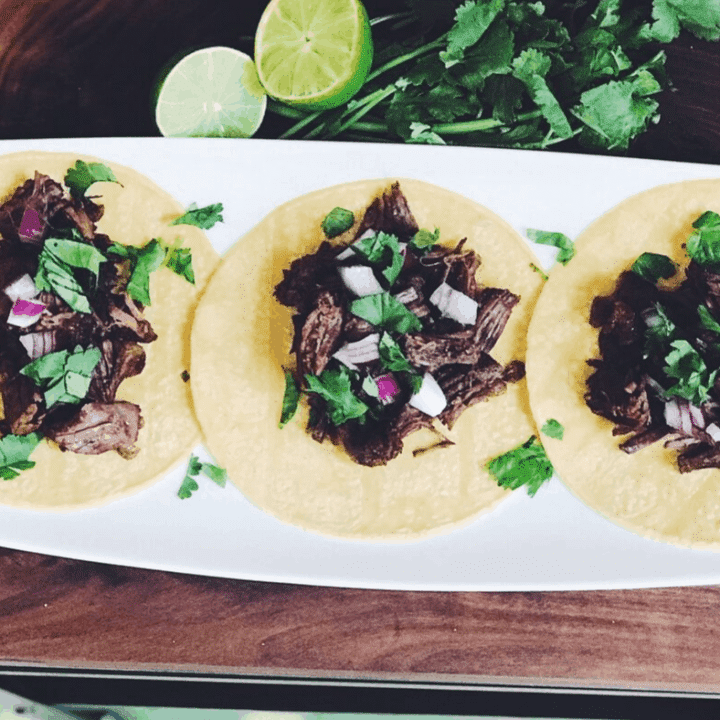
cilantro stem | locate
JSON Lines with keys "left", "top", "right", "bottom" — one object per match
{"left": 320, "top": 85, "right": 398, "bottom": 139}
{"left": 432, "top": 110, "right": 543, "bottom": 134}
{"left": 365, "top": 35, "right": 447, "bottom": 84}
{"left": 279, "top": 109, "right": 325, "bottom": 139}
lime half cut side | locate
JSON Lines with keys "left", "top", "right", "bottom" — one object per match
{"left": 255, "top": 0, "right": 373, "bottom": 110}
{"left": 155, "top": 47, "right": 267, "bottom": 138}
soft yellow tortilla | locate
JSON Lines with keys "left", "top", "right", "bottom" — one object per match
{"left": 190, "top": 178, "right": 544, "bottom": 541}
{"left": 526, "top": 179, "right": 720, "bottom": 550}
{"left": 0, "top": 151, "right": 219, "bottom": 510}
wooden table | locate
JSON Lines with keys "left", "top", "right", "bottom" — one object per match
{"left": 2, "top": 0, "right": 720, "bottom": 696}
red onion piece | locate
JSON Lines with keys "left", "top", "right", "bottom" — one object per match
{"left": 18, "top": 207, "right": 44, "bottom": 244}
{"left": 376, "top": 374, "right": 400, "bottom": 404}
{"left": 664, "top": 399, "right": 681, "bottom": 431}
{"left": 689, "top": 403, "right": 705, "bottom": 429}
{"left": 7, "top": 299, "right": 46, "bottom": 328}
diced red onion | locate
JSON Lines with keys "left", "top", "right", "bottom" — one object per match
{"left": 409, "top": 372, "right": 447, "bottom": 417}
{"left": 664, "top": 398, "right": 681, "bottom": 431}
{"left": 429, "top": 282, "right": 478, "bottom": 325}
{"left": 338, "top": 265, "right": 383, "bottom": 297}
{"left": 375, "top": 374, "right": 400, "bottom": 404}
{"left": 3, "top": 273, "right": 40, "bottom": 302}
{"left": 333, "top": 333, "right": 380, "bottom": 370}
{"left": 19, "top": 330, "right": 56, "bottom": 360}
{"left": 689, "top": 403, "right": 705, "bottom": 429}
{"left": 7, "top": 299, "right": 46, "bottom": 328}
{"left": 18, "top": 207, "right": 44, "bottom": 243}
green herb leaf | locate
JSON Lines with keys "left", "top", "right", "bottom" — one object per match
{"left": 20, "top": 345, "right": 101, "bottom": 408}
{"left": 686, "top": 211, "right": 720, "bottom": 269}
{"left": 351, "top": 231, "right": 405, "bottom": 286}
{"left": 486, "top": 435, "right": 554, "bottom": 497}
{"left": 35, "top": 239, "right": 108, "bottom": 313}
{"left": 321, "top": 207, "right": 355, "bottom": 238}
{"left": 663, "top": 339, "right": 717, "bottom": 405}
{"left": 407, "top": 122, "right": 446, "bottom": 145}
{"left": 530, "top": 263, "right": 549, "bottom": 281}
{"left": 0, "top": 432, "right": 42, "bottom": 480}
{"left": 279, "top": 371, "right": 301, "bottom": 428}
{"left": 305, "top": 365, "right": 369, "bottom": 426}
{"left": 177, "top": 454, "right": 228, "bottom": 498}
{"left": 526, "top": 229, "right": 575, "bottom": 265}
{"left": 108, "top": 238, "right": 178, "bottom": 305}
{"left": 350, "top": 292, "right": 423, "bottom": 333}
{"left": 440, "top": 0, "right": 506, "bottom": 68}
{"left": 411, "top": 227, "right": 440, "bottom": 250}
{"left": 377, "top": 332, "right": 423, "bottom": 394}
{"left": 170, "top": 202, "right": 224, "bottom": 230}
{"left": 160, "top": 237, "right": 195, "bottom": 285}
{"left": 699, "top": 305, "right": 720, "bottom": 335}
{"left": 541, "top": 418, "right": 564, "bottom": 440}
{"left": 644, "top": 302, "right": 676, "bottom": 357}
{"left": 64, "top": 160, "right": 121, "bottom": 198}
{"left": 631, "top": 252, "right": 677, "bottom": 283}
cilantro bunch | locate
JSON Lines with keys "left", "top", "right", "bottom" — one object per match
{"left": 268, "top": 0, "right": 719, "bottom": 152}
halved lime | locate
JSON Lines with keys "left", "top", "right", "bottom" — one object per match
{"left": 155, "top": 47, "right": 267, "bottom": 138}
{"left": 254, "top": 0, "right": 373, "bottom": 110}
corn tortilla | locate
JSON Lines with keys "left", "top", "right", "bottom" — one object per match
{"left": 526, "top": 179, "right": 720, "bottom": 550}
{"left": 0, "top": 151, "right": 219, "bottom": 510}
{"left": 190, "top": 179, "right": 544, "bottom": 541}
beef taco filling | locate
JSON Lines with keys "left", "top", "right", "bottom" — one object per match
{"left": 585, "top": 211, "right": 720, "bottom": 473}
{"left": 0, "top": 162, "right": 194, "bottom": 477}
{"left": 274, "top": 183, "right": 525, "bottom": 467}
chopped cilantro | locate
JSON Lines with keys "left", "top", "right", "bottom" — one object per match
{"left": 160, "top": 237, "right": 195, "bottom": 285}
{"left": 305, "top": 365, "right": 369, "bottom": 426}
{"left": 170, "top": 202, "right": 224, "bottom": 230}
{"left": 0, "top": 432, "right": 42, "bottom": 480}
{"left": 378, "top": 332, "right": 415, "bottom": 374}
{"left": 411, "top": 227, "right": 440, "bottom": 250}
{"left": 486, "top": 435, "right": 554, "bottom": 497}
{"left": 644, "top": 302, "right": 676, "bottom": 357}
{"left": 35, "top": 239, "right": 107, "bottom": 314}
{"left": 663, "top": 339, "right": 717, "bottom": 406}
{"left": 20, "top": 345, "right": 101, "bottom": 408}
{"left": 527, "top": 229, "right": 575, "bottom": 265}
{"left": 177, "top": 454, "right": 228, "bottom": 499}
{"left": 64, "top": 160, "right": 121, "bottom": 198}
{"left": 350, "top": 292, "right": 423, "bottom": 333}
{"left": 530, "top": 263, "right": 549, "bottom": 281}
{"left": 321, "top": 207, "right": 355, "bottom": 238}
{"left": 541, "top": 419, "right": 564, "bottom": 440}
{"left": 685, "top": 211, "right": 720, "bottom": 270}
{"left": 631, "top": 252, "right": 677, "bottom": 283}
{"left": 279, "top": 371, "right": 301, "bottom": 428}
{"left": 350, "top": 231, "right": 405, "bottom": 286}
{"left": 699, "top": 305, "right": 720, "bottom": 335}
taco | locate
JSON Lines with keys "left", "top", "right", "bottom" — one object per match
{"left": 0, "top": 151, "right": 219, "bottom": 510}
{"left": 526, "top": 178, "right": 720, "bottom": 550}
{"left": 190, "top": 179, "right": 544, "bottom": 540}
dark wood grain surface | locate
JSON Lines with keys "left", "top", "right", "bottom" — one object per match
{"left": 2, "top": 0, "right": 720, "bottom": 691}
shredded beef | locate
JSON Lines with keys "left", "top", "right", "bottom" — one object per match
{"left": 275, "top": 182, "right": 525, "bottom": 466}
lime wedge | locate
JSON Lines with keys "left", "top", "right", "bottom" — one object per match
{"left": 254, "top": 0, "right": 373, "bottom": 110}
{"left": 154, "top": 47, "right": 267, "bottom": 138}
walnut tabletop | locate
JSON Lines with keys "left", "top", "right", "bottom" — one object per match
{"left": 2, "top": 0, "right": 720, "bottom": 694}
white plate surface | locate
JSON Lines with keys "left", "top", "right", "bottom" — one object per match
{"left": 1, "top": 136, "right": 720, "bottom": 591}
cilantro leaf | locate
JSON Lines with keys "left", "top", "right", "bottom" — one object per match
{"left": 20, "top": 345, "right": 101, "bottom": 408}
{"left": 177, "top": 454, "right": 228, "bottom": 498}
{"left": 631, "top": 252, "right": 677, "bottom": 283}
{"left": 378, "top": 332, "right": 420, "bottom": 384}
{"left": 512, "top": 49, "right": 573, "bottom": 139}
{"left": 699, "top": 305, "right": 720, "bottom": 335}
{"left": 279, "top": 371, "right": 301, "bottom": 428}
{"left": 160, "top": 237, "right": 195, "bottom": 285}
{"left": 642, "top": 0, "right": 720, "bottom": 42}
{"left": 322, "top": 207, "right": 355, "bottom": 237}
{"left": 350, "top": 292, "right": 423, "bottom": 333}
{"left": 64, "top": 161, "right": 121, "bottom": 198}
{"left": 351, "top": 231, "right": 405, "bottom": 285}
{"left": 170, "top": 202, "right": 224, "bottom": 230}
{"left": 541, "top": 418, "right": 564, "bottom": 440}
{"left": 686, "top": 211, "right": 720, "bottom": 269}
{"left": 526, "top": 229, "right": 575, "bottom": 264}
{"left": 663, "top": 339, "right": 717, "bottom": 405}
{"left": 486, "top": 435, "right": 554, "bottom": 497}
{"left": 411, "top": 227, "right": 440, "bottom": 250}
{"left": 0, "top": 432, "right": 42, "bottom": 480}
{"left": 35, "top": 239, "right": 107, "bottom": 314}
{"left": 441, "top": 0, "right": 506, "bottom": 68}
{"left": 644, "top": 302, "right": 676, "bottom": 357}
{"left": 407, "top": 123, "right": 446, "bottom": 145}
{"left": 305, "top": 365, "right": 369, "bottom": 426}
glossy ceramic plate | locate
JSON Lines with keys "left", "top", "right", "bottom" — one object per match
{"left": 1, "top": 136, "right": 720, "bottom": 590}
